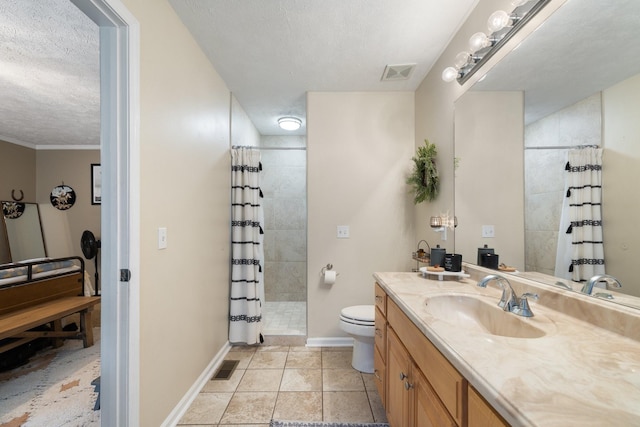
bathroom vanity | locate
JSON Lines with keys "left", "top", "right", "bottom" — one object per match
{"left": 373, "top": 267, "right": 640, "bottom": 426}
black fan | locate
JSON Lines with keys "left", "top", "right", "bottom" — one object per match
{"left": 81, "top": 230, "right": 101, "bottom": 295}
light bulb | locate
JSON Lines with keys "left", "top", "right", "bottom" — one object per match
{"left": 488, "top": 10, "right": 512, "bottom": 32}
{"left": 441, "top": 67, "right": 459, "bottom": 83}
{"left": 469, "top": 32, "right": 490, "bottom": 52}
{"left": 453, "top": 52, "right": 472, "bottom": 69}
{"left": 511, "top": 0, "right": 529, "bottom": 6}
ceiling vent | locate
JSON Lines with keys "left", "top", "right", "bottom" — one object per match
{"left": 381, "top": 64, "right": 416, "bottom": 81}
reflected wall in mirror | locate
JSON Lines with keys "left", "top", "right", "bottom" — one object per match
{"left": 454, "top": 0, "right": 640, "bottom": 305}
{"left": 1, "top": 202, "right": 47, "bottom": 263}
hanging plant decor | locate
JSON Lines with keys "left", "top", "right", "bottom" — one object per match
{"left": 406, "top": 139, "right": 439, "bottom": 204}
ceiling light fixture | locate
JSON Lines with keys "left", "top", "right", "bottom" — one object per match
{"left": 441, "top": 0, "right": 551, "bottom": 85}
{"left": 278, "top": 117, "right": 302, "bottom": 131}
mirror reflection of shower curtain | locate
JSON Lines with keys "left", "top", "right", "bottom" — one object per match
{"left": 555, "top": 148, "right": 605, "bottom": 282}
{"left": 229, "top": 147, "right": 265, "bottom": 345}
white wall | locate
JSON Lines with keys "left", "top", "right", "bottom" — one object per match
{"left": 121, "top": 0, "right": 231, "bottom": 425}
{"left": 603, "top": 73, "right": 640, "bottom": 297}
{"left": 307, "top": 92, "right": 415, "bottom": 339}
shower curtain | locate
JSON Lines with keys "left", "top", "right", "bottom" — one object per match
{"left": 229, "top": 147, "right": 264, "bottom": 344}
{"left": 555, "top": 148, "right": 605, "bottom": 282}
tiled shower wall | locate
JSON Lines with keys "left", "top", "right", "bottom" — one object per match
{"left": 524, "top": 93, "right": 601, "bottom": 275}
{"left": 261, "top": 135, "right": 307, "bottom": 302}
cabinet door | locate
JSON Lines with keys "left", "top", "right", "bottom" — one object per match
{"left": 413, "top": 367, "right": 457, "bottom": 427}
{"left": 374, "top": 345, "right": 386, "bottom": 407}
{"left": 468, "top": 385, "right": 510, "bottom": 427}
{"left": 386, "top": 327, "right": 411, "bottom": 427}
{"left": 374, "top": 307, "right": 386, "bottom": 361}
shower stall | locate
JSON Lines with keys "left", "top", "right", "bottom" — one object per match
{"left": 259, "top": 136, "right": 307, "bottom": 338}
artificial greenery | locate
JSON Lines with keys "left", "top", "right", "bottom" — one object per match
{"left": 407, "top": 139, "right": 439, "bottom": 204}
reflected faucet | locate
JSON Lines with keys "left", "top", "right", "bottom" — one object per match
{"left": 581, "top": 274, "right": 623, "bottom": 295}
{"left": 477, "top": 274, "right": 538, "bottom": 317}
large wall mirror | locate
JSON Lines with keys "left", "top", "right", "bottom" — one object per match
{"left": 454, "top": 0, "right": 640, "bottom": 305}
{"left": 0, "top": 202, "right": 47, "bottom": 263}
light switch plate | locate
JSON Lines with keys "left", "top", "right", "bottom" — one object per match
{"left": 337, "top": 225, "right": 350, "bottom": 238}
{"left": 158, "top": 227, "right": 168, "bottom": 249}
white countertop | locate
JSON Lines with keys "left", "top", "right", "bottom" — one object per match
{"left": 374, "top": 271, "right": 640, "bottom": 427}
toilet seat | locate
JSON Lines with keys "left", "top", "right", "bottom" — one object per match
{"left": 340, "top": 305, "right": 375, "bottom": 326}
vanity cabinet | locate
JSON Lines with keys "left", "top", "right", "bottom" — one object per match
{"left": 468, "top": 385, "right": 509, "bottom": 427}
{"left": 375, "top": 282, "right": 462, "bottom": 427}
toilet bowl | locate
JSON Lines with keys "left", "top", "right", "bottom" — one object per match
{"left": 339, "top": 305, "right": 375, "bottom": 373}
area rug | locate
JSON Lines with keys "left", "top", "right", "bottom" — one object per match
{"left": 270, "top": 421, "right": 389, "bottom": 427}
{"left": 0, "top": 328, "right": 101, "bottom": 427}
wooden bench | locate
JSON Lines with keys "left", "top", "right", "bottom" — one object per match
{"left": 0, "top": 267, "right": 100, "bottom": 354}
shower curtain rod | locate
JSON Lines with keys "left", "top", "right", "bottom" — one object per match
{"left": 231, "top": 145, "right": 306, "bottom": 151}
{"left": 525, "top": 144, "right": 600, "bottom": 150}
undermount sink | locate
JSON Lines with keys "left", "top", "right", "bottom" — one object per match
{"left": 424, "top": 294, "right": 548, "bottom": 339}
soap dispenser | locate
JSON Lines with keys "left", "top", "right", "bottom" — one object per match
{"left": 477, "top": 244, "right": 494, "bottom": 265}
{"left": 430, "top": 245, "right": 446, "bottom": 267}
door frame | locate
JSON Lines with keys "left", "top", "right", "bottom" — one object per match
{"left": 71, "top": 0, "right": 140, "bottom": 425}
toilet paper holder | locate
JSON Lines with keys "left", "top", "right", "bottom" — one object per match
{"left": 320, "top": 263, "right": 340, "bottom": 277}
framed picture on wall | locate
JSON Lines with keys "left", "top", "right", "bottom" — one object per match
{"left": 91, "top": 164, "right": 101, "bottom": 205}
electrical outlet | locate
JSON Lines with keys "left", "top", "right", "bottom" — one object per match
{"left": 482, "top": 225, "right": 495, "bottom": 238}
{"left": 337, "top": 225, "right": 350, "bottom": 239}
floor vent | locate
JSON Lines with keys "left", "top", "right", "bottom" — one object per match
{"left": 211, "top": 360, "right": 239, "bottom": 380}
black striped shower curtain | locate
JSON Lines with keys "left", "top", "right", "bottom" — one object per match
{"left": 556, "top": 148, "right": 605, "bottom": 282}
{"left": 229, "top": 147, "right": 264, "bottom": 344}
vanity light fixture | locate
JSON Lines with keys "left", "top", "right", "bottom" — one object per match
{"left": 430, "top": 214, "right": 457, "bottom": 241}
{"left": 278, "top": 116, "right": 302, "bottom": 131}
{"left": 441, "top": 0, "right": 551, "bottom": 85}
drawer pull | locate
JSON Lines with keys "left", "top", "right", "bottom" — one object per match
{"left": 375, "top": 327, "right": 383, "bottom": 337}
{"left": 374, "top": 369, "right": 382, "bottom": 381}
{"left": 375, "top": 295, "right": 383, "bottom": 302}
{"left": 404, "top": 381, "right": 414, "bottom": 391}
{"left": 399, "top": 372, "right": 408, "bottom": 380}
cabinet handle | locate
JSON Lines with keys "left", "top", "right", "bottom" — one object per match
{"left": 375, "top": 327, "right": 383, "bottom": 337}
{"left": 375, "top": 295, "right": 383, "bottom": 302}
{"left": 374, "top": 369, "right": 382, "bottom": 381}
{"left": 399, "top": 372, "right": 408, "bottom": 380}
{"left": 404, "top": 381, "right": 414, "bottom": 390}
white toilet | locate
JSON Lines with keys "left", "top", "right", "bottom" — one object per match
{"left": 339, "top": 305, "right": 375, "bottom": 373}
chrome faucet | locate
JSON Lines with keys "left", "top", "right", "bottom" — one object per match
{"left": 581, "top": 274, "right": 622, "bottom": 295}
{"left": 477, "top": 274, "right": 538, "bottom": 317}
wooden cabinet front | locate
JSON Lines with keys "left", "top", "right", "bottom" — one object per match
{"left": 468, "top": 385, "right": 510, "bottom": 427}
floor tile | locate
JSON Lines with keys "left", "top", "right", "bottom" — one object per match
{"left": 224, "top": 351, "right": 255, "bottom": 369}
{"left": 200, "top": 368, "right": 245, "bottom": 393}
{"left": 368, "top": 388, "right": 388, "bottom": 423}
{"left": 236, "top": 368, "right": 283, "bottom": 392}
{"left": 219, "top": 391, "right": 278, "bottom": 424}
{"left": 273, "top": 391, "right": 322, "bottom": 421}
{"left": 286, "top": 351, "right": 321, "bottom": 369}
{"left": 280, "top": 368, "right": 322, "bottom": 391}
{"left": 323, "top": 369, "right": 365, "bottom": 391}
{"left": 248, "top": 351, "right": 288, "bottom": 369}
{"left": 323, "top": 391, "right": 374, "bottom": 423}
{"left": 178, "top": 392, "right": 232, "bottom": 425}
{"left": 322, "top": 350, "right": 353, "bottom": 369}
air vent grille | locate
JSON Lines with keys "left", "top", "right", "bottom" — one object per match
{"left": 381, "top": 64, "right": 416, "bottom": 81}
{"left": 211, "top": 360, "right": 239, "bottom": 380}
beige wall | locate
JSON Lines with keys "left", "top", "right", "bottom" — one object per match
{"left": 121, "top": 0, "right": 232, "bottom": 425}
{"left": 454, "top": 91, "right": 524, "bottom": 269}
{"left": 0, "top": 140, "right": 36, "bottom": 201}
{"left": 603, "top": 73, "right": 640, "bottom": 297}
{"left": 35, "top": 150, "right": 101, "bottom": 282}
{"left": 307, "top": 91, "right": 415, "bottom": 338}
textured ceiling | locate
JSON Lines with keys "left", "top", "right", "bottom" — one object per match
{"left": 5, "top": 1, "right": 637, "bottom": 148}
{"left": 0, "top": 0, "right": 99, "bottom": 148}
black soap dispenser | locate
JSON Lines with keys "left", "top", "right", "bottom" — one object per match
{"left": 477, "top": 244, "right": 494, "bottom": 265}
{"left": 430, "top": 245, "right": 446, "bottom": 267}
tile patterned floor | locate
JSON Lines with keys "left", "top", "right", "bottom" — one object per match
{"left": 262, "top": 301, "right": 306, "bottom": 336}
{"left": 178, "top": 345, "right": 387, "bottom": 426}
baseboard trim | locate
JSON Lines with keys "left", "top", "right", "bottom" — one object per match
{"left": 161, "top": 340, "right": 232, "bottom": 427}
{"left": 306, "top": 337, "right": 353, "bottom": 347}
